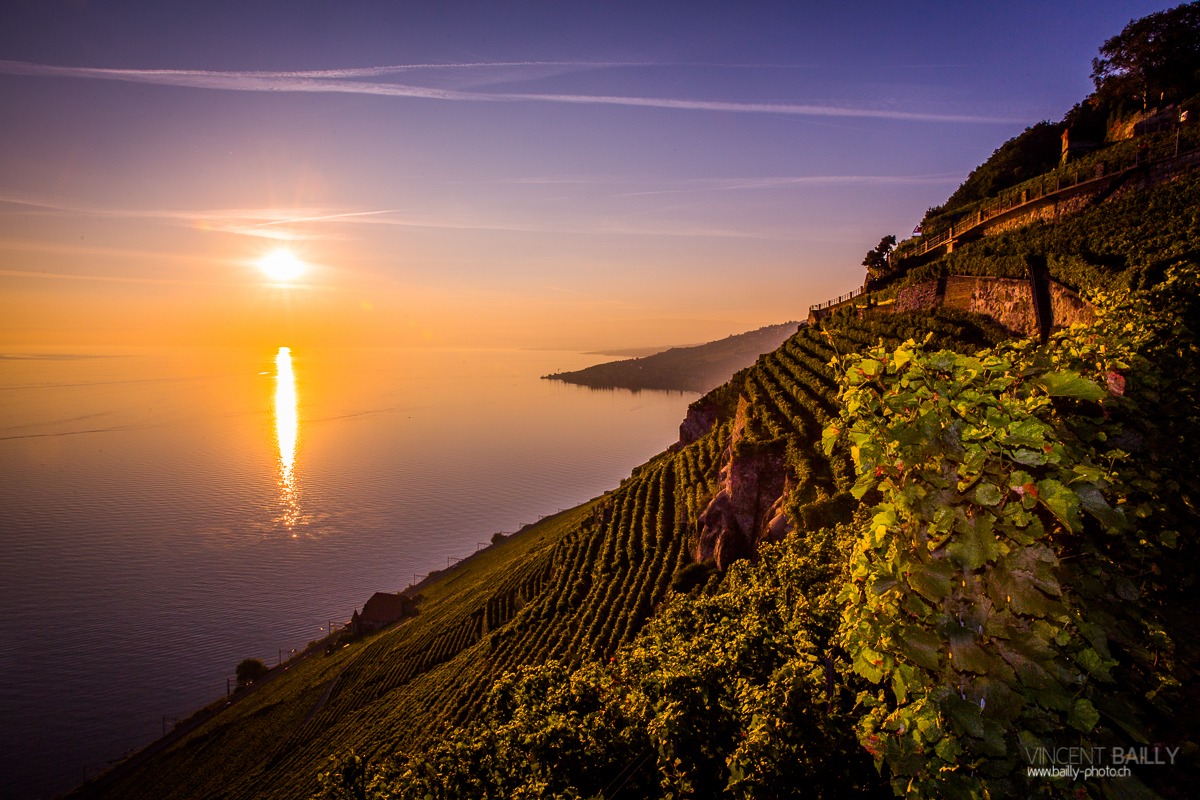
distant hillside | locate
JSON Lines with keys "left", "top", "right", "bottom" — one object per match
{"left": 584, "top": 342, "right": 704, "bottom": 358}
{"left": 544, "top": 321, "right": 800, "bottom": 393}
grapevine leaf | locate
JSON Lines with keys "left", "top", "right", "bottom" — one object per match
{"left": 908, "top": 560, "right": 954, "bottom": 601}
{"left": 1010, "top": 448, "right": 1047, "bottom": 466}
{"left": 942, "top": 694, "right": 985, "bottom": 738}
{"left": 900, "top": 627, "right": 942, "bottom": 670}
{"left": 1034, "top": 370, "right": 1107, "bottom": 401}
{"left": 1075, "top": 483, "right": 1130, "bottom": 531}
{"left": 974, "top": 482, "right": 1003, "bottom": 506}
{"left": 1075, "top": 648, "right": 1114, "bottom": 682}
{"left": 1035, "top": 479, "right": 1081, "bottom": 532}
{"left": 851, "top": 471, "right": 879, "bottom": 500}
{"left": 1067, "top": 698, "right": 1100, "bottom": 733}
{"left": 947, "top": 514, "right": 1001, "bottom": 571}
{"left": 853, "top": 651, "right": 885, "bottom": 683}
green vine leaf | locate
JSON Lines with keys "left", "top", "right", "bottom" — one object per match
{"left": 1034, "top": 478, "right": 1081, "bottom": 532}
{"left": 1033, "top": 370, "right": 1107, "bottom": 401}
{"left": 946, "top": 513, "right": 1001, "bottom": 570}
{"left": 1068, "top": 698, "right": 1100, "bottom": 733}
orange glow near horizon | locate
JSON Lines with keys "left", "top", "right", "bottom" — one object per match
{"left": 275, "top": 346, "right": 299, "bottom": 527}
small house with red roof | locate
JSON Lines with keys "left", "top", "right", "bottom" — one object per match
{"left": 350, "top": 591, "right": 414, "bottom": 635}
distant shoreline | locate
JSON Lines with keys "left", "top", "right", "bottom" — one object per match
{"left": 544, "top": 321, "right": 800, "bottom": 394}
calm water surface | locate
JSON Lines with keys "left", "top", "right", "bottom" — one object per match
{"left": 0, "top": 346, "right": 695, "bottom": 800}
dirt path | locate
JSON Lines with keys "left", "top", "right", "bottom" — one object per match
{"left": 301, "top": 650, "right": 361, "bottom": 727}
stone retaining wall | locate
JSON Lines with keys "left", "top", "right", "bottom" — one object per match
{"left": 892, "top": 274, "right": 1092, "bottom": 338}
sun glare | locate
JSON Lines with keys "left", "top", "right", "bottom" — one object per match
{"left": 260, "top": 250, "right": 305, "bottom": 282}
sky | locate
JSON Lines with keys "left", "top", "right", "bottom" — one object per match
{"left": 0, "top": 0, "right": 1176, "bottom": 351}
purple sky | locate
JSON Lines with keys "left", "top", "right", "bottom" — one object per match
{"left": 0, "top": 1, "right": 1172, "bottom": 349}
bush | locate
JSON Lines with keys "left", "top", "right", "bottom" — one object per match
{"left": 235, "top": 658, "right": 268, "bottom": 688}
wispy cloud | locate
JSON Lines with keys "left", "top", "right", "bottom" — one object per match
{"left": 0, "top": 59, "right": 1016, "bottom": 124}
{"left": 471, "top": 172, "right": 961, "bottom": 187}
{"left": 0, "top": 194, "right": 360, "bottom": 240}
{"left": 0, "top": 269, "right": 221, "bottom": 286}
{"left": 250, "top": 209, "right": 399, "bottom": 228}
{"left": 0, "top": 235, "right": 247, "bottom": 265}
{"left": 609, "top": 173, "right": 963, "bottom": 197}
{"left": 0, "top": 184, "right": 934, "bottom": 243}
{"left": 0, "top": 191, "right": 768, "bottom": 241}
{"left": 702, "top": 174, "right": 961, "bottom": 188}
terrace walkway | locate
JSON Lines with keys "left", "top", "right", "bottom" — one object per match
{"left": 906, "top": 138, "right": 1200, "bottom": 260}
{"left": 906, "top": 165, "right": 1134, "bottom": 259}
{"left": 808, "top": 138, "right": 1200, "bottom": 319}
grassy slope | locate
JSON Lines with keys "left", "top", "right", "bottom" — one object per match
{"left": 544, "top": 321, "right": 800, "bottom": 393}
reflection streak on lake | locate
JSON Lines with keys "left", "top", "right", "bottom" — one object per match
{"left": 0, "top": 346, "right": 696, "bottom": 800}
{"left": 275, "top": 346, "right": 299, "bottom": 527}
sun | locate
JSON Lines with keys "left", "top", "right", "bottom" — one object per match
{"left": 259, "top": 250, "right": 305, "bottom": 282}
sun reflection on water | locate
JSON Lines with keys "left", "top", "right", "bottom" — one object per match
{"left": 275, "top": 346, "right": 299, "bottom": 527}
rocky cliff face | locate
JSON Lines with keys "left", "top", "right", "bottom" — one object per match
{"left": 694, "top": 395, "right": 793, "bottom": 571}
{"left": 676, "top": 398, "right": 719, "bottom": 448}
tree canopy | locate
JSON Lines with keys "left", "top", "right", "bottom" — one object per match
{"left": 862, "top": 235, "right": 897, "bottom": 278}
{"left": 236, "top": 658, "right": 269, "bottom": 687}
{"left": 1091, "top": 1, "right": 1200, "bottom": 108}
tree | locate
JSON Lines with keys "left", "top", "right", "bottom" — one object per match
{"left": 861, "top": 235, "right": 897, "bottom": 279}
{"left": 490, "top": 532, "right": 506, "bottom": 545}
{"left": 1091, "top": 1, "right": 1200, "bottom": 109}
{"left": 235, "top": 658, "right": 269, "bottom": 688}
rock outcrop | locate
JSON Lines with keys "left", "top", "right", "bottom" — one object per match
{"left": 694, "top": 395, "right": 792, "bottom": 571}
{"left": 676, "top": 398, "right": 719, "bottom": 449}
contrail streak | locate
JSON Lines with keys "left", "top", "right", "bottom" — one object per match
{"left": 0, "top": 60, "right": 1016, "bottom": 124}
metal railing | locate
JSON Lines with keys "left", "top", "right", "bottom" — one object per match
{"left": 809, "top": 132, "right": 1200, "bottom": 318}
{"left": 904, "top": 136, "right": 1198, "bottom": 259}
{"left": 809, "top": 286, "right": 863, "bottom": 312}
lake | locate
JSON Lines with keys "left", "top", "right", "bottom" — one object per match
{"left": 0, "top": 346, "right": 695, "bottom": 800}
